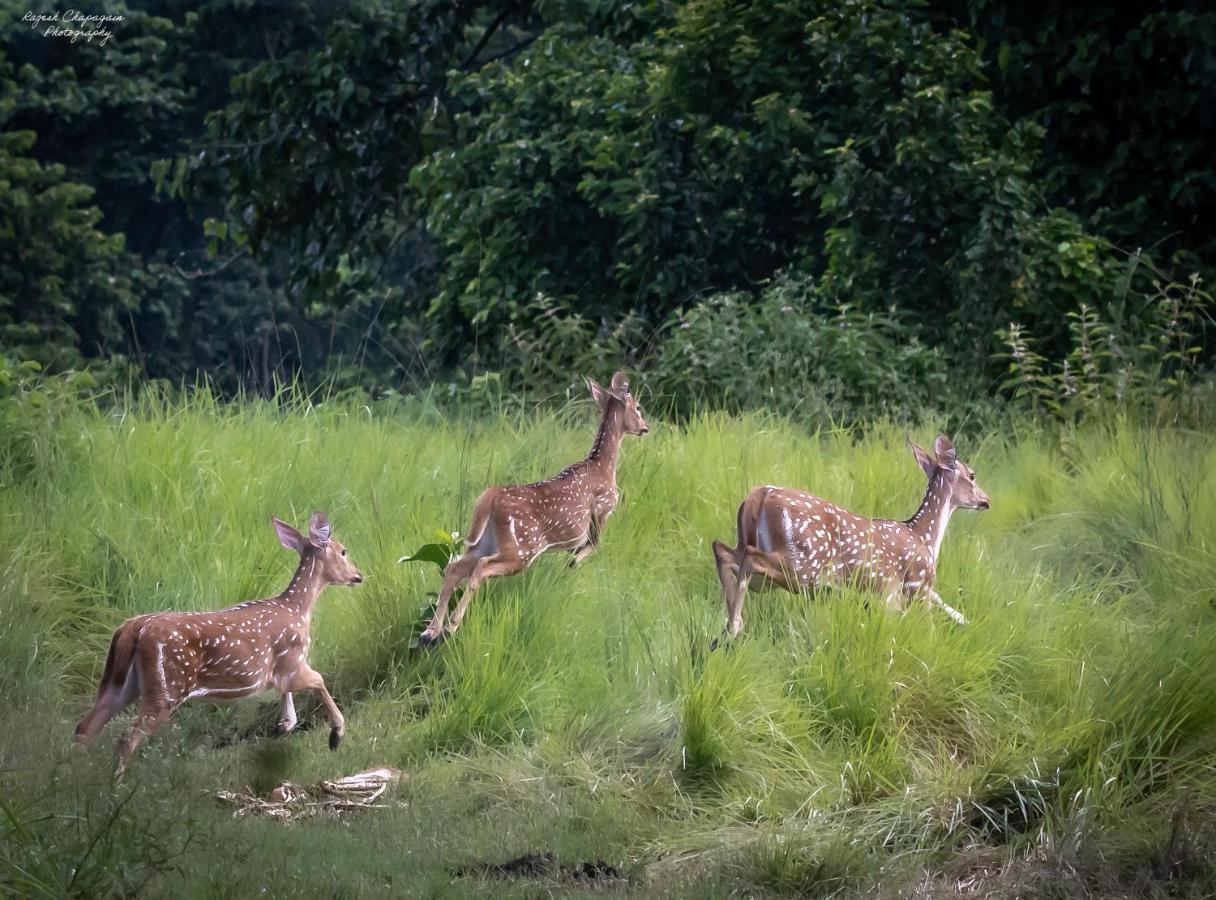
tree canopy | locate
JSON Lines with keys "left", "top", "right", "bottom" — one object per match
{"left": 2, "top": 0, "right": 1213, "bottom": 414}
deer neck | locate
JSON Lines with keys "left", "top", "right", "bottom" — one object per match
{"left": 905, "top": 472, "right": 955, "bottom": 563}
{"left": 585, "top": 404, "right": 624, "bottom": 479}
{"left": 276, "top": 554, "right": 326, "bottom": 619}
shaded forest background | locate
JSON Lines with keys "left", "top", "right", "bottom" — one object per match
{"left": 2, "top": 0, "right": 1214, "bottom": 421}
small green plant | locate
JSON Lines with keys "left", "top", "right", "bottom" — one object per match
{"left": 398, "top": 529, "right": 463, "bottom": 647}
{"left": 997, "top": 322, "right": 1057, "bottom": 417}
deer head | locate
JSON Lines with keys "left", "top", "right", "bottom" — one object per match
{"left": 272, "top": 511, "right": 365, "bottom": 585}
{"left": 909, "top": 435, "right": 990, "bottom": 511}
{"left": 588, "top": 371, "right": 649, "bottom": 436}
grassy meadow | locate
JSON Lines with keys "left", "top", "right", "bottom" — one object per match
{"left": 2, "top": 390, "right": 1216, "bottom": 897}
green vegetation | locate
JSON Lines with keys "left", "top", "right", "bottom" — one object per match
{"left": 3, "top": 392, "right": 1216, "bottom": 896}
{"left": 4, "top": 2, "right": 1216, "bottom": 895}
{"left": 4, "top": 1, "right": 1215, "bottom": 407}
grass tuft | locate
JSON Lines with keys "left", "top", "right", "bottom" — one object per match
{"left": 2, "top": 394, "right": 1216, "bottom": 895}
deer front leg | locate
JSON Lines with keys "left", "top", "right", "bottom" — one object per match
{"left": 922, "top": 587, "right": 967, "bottom": 625}
{"left": 420, "top": 553, "right": 478, "bottom": 645}
{"left": 276, "top": 692, "right": 297, "bottom": 733}
{"left": 288, "top": 665, "right": 344, "bottom": 749}
{"left": 738, "top": 547, "right": 790, "bottom": 590}
{"left": 884, "top": 585, "right": 907, "bottom": 613}
{"left": 569, "top": 510, "right": 604, "bottom": 568}
{"left": 570, "top": 540, "right": 597, "bottom": 567}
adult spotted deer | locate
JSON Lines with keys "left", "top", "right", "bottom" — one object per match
{"left": 712, "top": 435, "right": 989, "bottom": 640}
{"left": 417, "top": 371, "right": 648, "bottom": 645}
{"left": 74, "top": 512, "right": 363, "bottom": 773}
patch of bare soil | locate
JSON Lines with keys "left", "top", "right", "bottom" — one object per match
{"left": 454, "top": 852, "right": 626, "bottom": 889}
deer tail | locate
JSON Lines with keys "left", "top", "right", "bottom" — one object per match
{"left": 737, "top": 486, "right": 769, "bottom": 551}
{"left": 463, "top": 492, "right": 496, "bottom": 550}
{"left": 100, "top": 620, "right": 141, "bottom": 695}
{"left": 75, "top": 619, "right": 142, "bottom": 743}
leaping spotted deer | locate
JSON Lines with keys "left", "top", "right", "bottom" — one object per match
{"left": 712, "top": 435, "right": 989, "bottom": 640}
{"left": 74, "top": 512, "right": 363, "bottom": 774}
{"left": 418, "top": 371, "right": 649, "bottom": 645}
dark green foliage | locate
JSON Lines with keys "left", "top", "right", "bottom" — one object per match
{"left": 399, "top": 530, "right": 462, "bottom": 573}
{"left": 2, "top": 0, "right": 1215, "bottom": 416}
{"left": 0, "top": 126, "right": 137, "bottom": 368}
{"left": 174, "top": 1, "right": 482, "bottom": 302}
{"left": 413, "top": 0, "right": 1192, "bottom": 383}
{"left": 941, "top": 1, "right": 1216, "bottom": 265}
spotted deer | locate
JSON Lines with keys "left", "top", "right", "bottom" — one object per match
{"left": 74, "top": 512, "right": 363, "bottom": 774}
{"left": 711, "top": 435, "right": 989, "bottom": 640}
{"left": 417, "top": 371, "right": 649, "bottom": 645}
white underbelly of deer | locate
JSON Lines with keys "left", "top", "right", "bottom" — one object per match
{"left": 186, "top": 679, "right": 269, "bottom": 702}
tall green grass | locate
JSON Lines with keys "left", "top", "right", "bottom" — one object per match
{"left": 2, "top": 389, "right": 1215, "bottom": 897}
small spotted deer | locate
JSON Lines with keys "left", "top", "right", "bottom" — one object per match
{"left": 418, "top": 371, "right": 649, "bottom": 645}
{"left": 74, "top": 512, "right": 363, "bottom": 773}
{"left": 712, "top": 435, "right": 989, "bottom": 640}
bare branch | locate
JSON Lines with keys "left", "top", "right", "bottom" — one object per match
{"left": 173, "top": 249, "right": 248, "bottom": 280}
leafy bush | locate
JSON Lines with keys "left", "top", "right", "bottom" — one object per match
{"left": 652, "top": 272, "right": 949, "bottom": 421}
{"left": 996, "top": 272, "right": 1214, "bottom": 421}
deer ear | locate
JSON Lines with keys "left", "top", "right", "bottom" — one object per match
{"left": 609, "top": 371, "right": 630, "bottom": 396}
{"left": 272, "top": 516, "right": 305, "bottom": 553}
{"left": 308, "top": 511, "right": 332, "bottom": 548}
{"left": 934, "top": 435, "right": 957, "bottom": 470}
{"left": 908, "top": 439, "right": 936, "bottom": 478}
{"left": 586, "top": 378, "right": 607, "bottom": 409}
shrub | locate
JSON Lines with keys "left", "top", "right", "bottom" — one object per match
{"left": 996, "top": 272, "right": 1213, "bottom": 422}
{"left": 652, "top": 272, "right": 950, "bottom": 422}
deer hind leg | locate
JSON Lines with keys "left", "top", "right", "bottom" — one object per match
{"left": 287, "top": 665, "right": 344, "bottom": 749}
{"left": 115, "top": 699, "right": 173, "bottom": 777}
{"left": 75, "top": 664, "right": 140, "bottom": 744}
{"left": 884, "top": 582, "right": 908, "bottom": 613}
{"left": 420, "top": 552, "right": 480, "bottom": 644}
{"left": 731, "top": 547, "right": 799, "bottom": 636}
{"left": 445, "top": 553, "right": 525, "bottom": 636}
{"left": 569, "top": 542, "right": 596, "bottom": 567}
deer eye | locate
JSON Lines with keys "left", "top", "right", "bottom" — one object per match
{"left": 969, "top": 472, "right": 976, "bottom": 482}
{"left": 341, "top": 549, "right": 347, "bottom": 557}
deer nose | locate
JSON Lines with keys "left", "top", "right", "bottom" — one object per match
{"left": 977, "top": 496, "right": 991, "bottom": 510}
{"left": 352, "top": 573, "right": 364, "bottom": 584}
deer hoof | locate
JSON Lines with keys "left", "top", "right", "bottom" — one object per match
{"left": 329, "top": 727, "right": 342, "bottom": 750}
